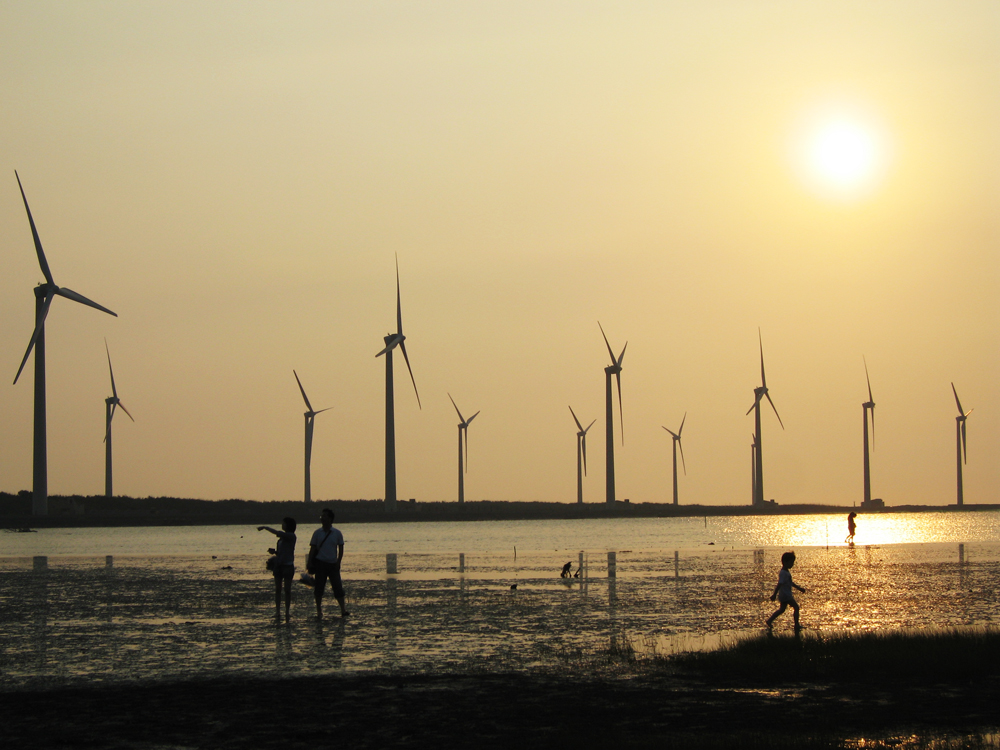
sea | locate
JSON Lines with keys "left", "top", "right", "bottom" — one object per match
{"left": 2, "top": 511, "right": 999, "bottom": 688}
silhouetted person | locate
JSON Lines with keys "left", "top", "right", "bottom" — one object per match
{"left": 766, "top": 551, "right": 806, "bottom": 631}
{"left": 258, "top": 518, "right": 296, "bottom": 621}
{"left": 308, "top": 508, "right": 349, "bottom": 619}
{"left": 845, "top": 512, "right": 857, "bottom": 545}
{"left": 560, "top": 562, "right": 572, "bottom": 578}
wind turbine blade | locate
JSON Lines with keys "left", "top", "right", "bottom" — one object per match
{"left": 615, "top": 370, "right": 624, "bottom": 444}
{"left": 864, "top": 356, "right": 873, "bottom": 404}
{"left": 598, "top": 321, "right": 616, "bottom": 364}
{"left": 746, "top": 392, "right": 763, "bottom": 416}
{"left": 15, "top": 171, "right": 55, "bottom": 286}
{"left": 663, "top": 426, "right": 679, "bottom": 439}
{"left": 464, "top": 427, "right": 470, "bottom": 473}
{"left": 448, "top": 393, "right": 465, "bottom": 422}
{"left": 467, "top": 410, "right": 480, "bottom": 425}
{"left": 293, "top": 370, "right": 315, "bottom": 412}
{"left": 399, "top": 340, "right": 421, "bottom": 409}
{"left": 678, "top": 412, "right": 686, "bottom": 436}
{"left": 951, "top": 382, "right": 965, "bottom": 416}
{"left": 105, "top": 339, "right": 119, "bottom": 399}
{"left": 315, "top": 407, "right": 333, "bottom": 415}
{"left": 395, "top": 255, "right": 403, "bottom": 335}
{"left": 55, "top": 287, "right": 117, "bottom": 317}
{"left": 678, "top": 439, "right": 687, "bottom": 475}
{"left": 961, "top": 420, "right": 968, "bottom": 464}
{"left": 568, "top": 405, "right": 584, "bottom": 432}
{"left": 117, "top": 402, "right": 135, "bottom": 422}
{"left": 584, "top": 419, "right": 596, "bottom": 433}
{"left": 581, "top": 433, "right": 587, "bottom": 475}
{"left": 305, "top": 420, "right": 314, "bottom": 464}
{"left": 765, "top": 392, "right": 784, "bottom": 429}
{"left": 617, "top": 342, "right": 627, "bottom": 368}
{"left": 870, "top": 408, "right": 875, "bottom": 450}
{"left": 13, "top": 289, "right": 55, "bottom": 384}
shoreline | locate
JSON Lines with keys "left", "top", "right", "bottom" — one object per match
{"left": 3, "top": 493, "right": 998, "bottom": 528}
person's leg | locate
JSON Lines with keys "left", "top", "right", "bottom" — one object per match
{"left": 766, "top": 602, "right": 787, "bottom": 627}
{"left": 274, "top": 574, "right": 282, "bottom": 615}
{"left": 314, "top": 563, "right": 329, "bottom": 619}
{"left": 332, "top": 566, "right": 349, "bottom": 616}
{"left": 284, "top": 573, "right": 293, "bottom": 620}
{"left": 791, "top": 600, "right": 800, "bottom": 629}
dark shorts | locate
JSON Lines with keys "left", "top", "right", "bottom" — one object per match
{"left": 273, "top": 563, "right": 294, "bottom": 580}
{"left": 312, "top": 559, "right": 344, "bottom": 598}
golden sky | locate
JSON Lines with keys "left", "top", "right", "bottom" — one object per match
{"left": 1, "top": 2, "right": 997, "bottom": 505}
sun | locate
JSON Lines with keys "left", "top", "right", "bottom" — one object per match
{"left": 790, "top": 104, "right": 890, "bottom": 202}
{"left": 809, "top": 120, "right": 876, "bottom": 189}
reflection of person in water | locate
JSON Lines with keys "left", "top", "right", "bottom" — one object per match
{"left": 846, "top": 512, "right": 857, "bottom": 545}
{"left": 560, "top": 561, "right": 573, "bottom": 578}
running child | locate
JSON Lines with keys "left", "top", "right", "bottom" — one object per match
{"left": 766, "top": 551, "right": 806, "bottom": 631}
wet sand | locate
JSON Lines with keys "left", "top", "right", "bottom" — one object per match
{"left": 2, "top": 545, "right": 998, "bottom": 746}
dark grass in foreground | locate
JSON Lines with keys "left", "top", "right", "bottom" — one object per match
{"left": 3, "top": 630, "right": 999, "bottom": 749}
{"left": 667, "top": 626, "right": 1000, "bottom": 682}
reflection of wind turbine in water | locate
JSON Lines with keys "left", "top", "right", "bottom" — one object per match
{"left": 951, "top": 383, "right": 973, "bottom": 507}
{"left": 12, "top": 172, "right": 118, "bottom": 516}
{"left": 569, "top": 406, "right": 595, "bottom": 505}
{"left": 861, "top": 358, "right": 876, "bottom": 506}
{"left": 375, "top": 256, "right": 420, "bottom": 511}
{"left": 746, "top": 330, "right": 783, "bottom": 506}
{"left": 598, "top": 322, "right": 627, "bottom": 505}
{"left": 294, "top": 370, "right": 331, "bottom": 504}
{"left": 448, "top": 394, "right": 479, "bottom": 504}
{"left": 103, "top": 340, "right": 133, "bottom": 498}
{"left": 662, "top": 413, "right": 687, "bottom": 506}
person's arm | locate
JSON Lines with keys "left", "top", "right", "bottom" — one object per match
{"left": 337, "top": 543, "right": 344, "bottom": 565}
{"left": 769, "top": 583, "right": 780, "bottom": 601}
{"left": 794, "top": 582, "right": 807, "bottom": 593}
{"left": 257, "top": 526, "right": 279, "bottom": 537}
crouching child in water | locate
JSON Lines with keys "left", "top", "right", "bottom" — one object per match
{"left": 766, "top": 551, "right": 806, "bottom": 631}
{"left": 258, "top": 517, "right": 296, "bottom": 621}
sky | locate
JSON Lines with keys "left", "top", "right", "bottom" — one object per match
{"left": 0, "top": 2, "right": 997, "bottom": 507}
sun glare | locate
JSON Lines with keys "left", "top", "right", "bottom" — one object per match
{"left": 790, "top": 103, "right": 890, "bottom": 202}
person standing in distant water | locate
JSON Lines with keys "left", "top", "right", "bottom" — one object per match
{"left": 846, "top": 512, "right": 858, "bottom": 545}
{"left": 766, "top": 551, "right": 806, "bottom": 632}
{"left": 560, "top": 561, "right": 573, "bottom": 578}
{"left": 308, "top": 508, "right": 349, "bottom": 619}
{"left": 258, "top": 517, "right": 296, "bottom": 621}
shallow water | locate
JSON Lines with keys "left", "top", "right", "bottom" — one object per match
{"left": 3, "top": 510, "right": 1000, "bottom": 557}
{"left": 1, "top": 541, "right": 998, "bottom": 690}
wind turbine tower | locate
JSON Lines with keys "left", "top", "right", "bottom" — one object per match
{"left": 569, "top": 406, "right": 595, "bottom": 504}
{"left": 598, "top": 322, "right": 627, "bottom": 505}
{"left": 951, "top": 383, "right": 973, "bottom": 506}
{"left": 12, "top": 172, "right": 118, "bottom": 516}
{"left": 746, "top": 330, "right": 783, "bottom": 506}
{"left": 448, "top": 394, "right": 479, "bottom": 504}
{"left": 662, "top": 413, "right": 687, "bottom": 506}
{"left": 375, "top": 257, "right": 420, "bottom": 511}
{"left": 294, "top": 370, "right": 331, "bottom": 504}
{"left": 862, "top": 359, "right": 876, "bottom": 506}
{"left": 103, "top": 341, "right": 133, "bottom": 498}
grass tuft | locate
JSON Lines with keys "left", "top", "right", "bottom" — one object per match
{"left": 668, "top": 627, "right": 1000, "bottom": 682}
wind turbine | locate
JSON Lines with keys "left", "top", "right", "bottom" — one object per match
{"left": 746, "top": 329, "right": 783, "bottom": 506}
{"left": 662, "top": 413, "right": 687, "bottom": 506}
{"left": 375, "top": 256, "right": 420, "bottom": 511}
{"left": 598, "top": 322, "right": 627, "bottom": 505}
{"left": 103, "top": 340, "right": 133, "bottom": 498}
{"left": 861, "top": 358, "right": 876, "bottom": 506}
{"left": 293, "top": 370, "right": 331, "bottom": 504}
{"left": 951, "top": 383, "right": 973, "bottom": 506}
{"left": 750, "top": 434, "right": 757, "bottom": 505}
{"left": 448, "top": 394, "right": 479, "bottom": 504}
{"left": 12, "top": 172, "right": 118, "bottom": 516}
{"left": 569, "top": 406, "right": 595, "bottom": 505}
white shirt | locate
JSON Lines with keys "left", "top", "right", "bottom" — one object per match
{"left": 310, "top": 526, "right": 345, "bottom": 563}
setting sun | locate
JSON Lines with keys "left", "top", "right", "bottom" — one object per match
{"left": 809, "top": 120, "right": 877, "bottom": 189}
